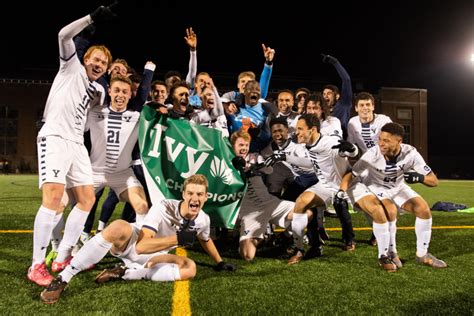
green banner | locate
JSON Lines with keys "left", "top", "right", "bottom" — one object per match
{"left": 139, "top": 105, "right": 246, "bottom": 228}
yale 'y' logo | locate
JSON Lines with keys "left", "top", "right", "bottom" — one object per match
{"left": 52, "top": 169, "right": 60, "bottom": 177}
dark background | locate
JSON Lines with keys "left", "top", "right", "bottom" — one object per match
{"left": 1, "top": 1, "right": 473, "bottom": 178}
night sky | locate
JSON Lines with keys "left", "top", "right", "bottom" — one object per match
{"left": 2, "top": 0, "right": 474, "bottom": 177}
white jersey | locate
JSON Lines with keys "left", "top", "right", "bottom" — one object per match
{"left": 86, "top": 106, "right": 140, "bottom": 174}
{"left": 347, "top": 114, "right": 392, "bottom": 154}
{"left": 142, "top": 199, "right": 211, "bottom": 242}
{"left": 261, "top": 140, "right": 313, "bottom": 177}
{"left": 276, "top": 111, "right": 299, "bottom": 136}
{"left": 320, "top": 116, "right": 342, "bottom": 138}
{"left": 38, "top": 16, "right": 105, "bottom": 144}
{"left": 305, "top": 135, "right": 352, "bottom": 188}
{"left": 352, "top": 143, "right": 432, "bottom": 194}
{"left": 191, "top": 110, "right": 229, "bottom": 137}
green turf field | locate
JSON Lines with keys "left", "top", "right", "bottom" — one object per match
{"left": 0, "top": 175, "right": 473, "bottom": 314}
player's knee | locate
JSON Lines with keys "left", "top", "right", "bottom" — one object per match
{"left": 77, "top": 193, "right": 96, "bottom": 211}
{"left": 42, "top": 186, "right": 65, "bottom": 209}
{"left": 368, "top": 204, "right": 387, "bottom": 224}
{"left": 239, "top": 242, "right": 255, "bottom": 261}
{"left": 415, "top": 207, "right": 431, "bottom": 219}
{"left": 101, "top": 220, "right": 130, "bottom": 241}
{"left": 180, "top": 259, "right": 196, "bottom": 280}
{"left": 134, "top": 199, "right": 148, "bottom": 214}
{"left": 295, "top": 193, "right": 314, "bottom": 212}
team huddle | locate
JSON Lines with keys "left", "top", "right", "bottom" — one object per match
{"left": 27, "top": 3, "right": 447, "bottom": 305}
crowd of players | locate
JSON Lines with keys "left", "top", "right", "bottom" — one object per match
{"left": 25, "top": 4, "right": 447, "bottom": 304}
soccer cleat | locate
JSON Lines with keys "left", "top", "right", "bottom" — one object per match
{"left": 40, "top": 275, "right": 67, "bottom": 304}
{"left": 389, "top": 251, "right": 403, "bottom": 268}
{"left": 95, "top": 264, "right": 127, "bottom": 284}
{"left": 416, "top": 253, "right": 447, "bottom": 268}
{"left": 45, "top": 250, "right": 58, "bottom": 268}
{"left": 304, "top": 246, "right": 323, "bottom": 260}
{"left": 378, "top": 255, "right": 398, "bottom": 272}
{"left": 287, "top": 248, "right": 304, "bottom": 265}
{"left": 51, "top": 256, "right": 72, "bottom": 273}
{"left": 343, "top": 241, "right": 356, "bottom": 251}
{"left": 27, "top": 263, "right": 54, "bottom": 287}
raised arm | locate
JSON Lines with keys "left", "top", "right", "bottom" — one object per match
{"left": 184, "top": 27, "right": 197, "bottom": 88}
{"left": 128, "top": 61, "right": 156, "bottom": 111}
{"left": 259, "top": 43, "right": 275, "bottom": 99}
{"left": 58, "top": 15, "right": 92, "bottom": 61}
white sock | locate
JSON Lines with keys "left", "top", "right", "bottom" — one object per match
{"left": 388, "top": 220, "right": 397, "bottom": 254}
{"left": 32, "top": 206, "right": 57, "bottom": 266}
{"left": 123, "top": 264, "right": 180, "bottom": 282}
{"left": 148, "top": 263, "right": 180, "bottom": 281}
{"left": 135, "top": 213, "right": 146, "bottom": 225}
{"left": 60, "top": 233, "right": 112, "bottom": 283}
{"left": 415, "top": 217, "right": 432, "bottom": 257}
{"left": 292, "top": 213, "right": 308, "bottom": 250}
{"left": 373, "top": 222, "right": 390, "bottom": 258}
{"left": 56, "top": 206, "right": 89, "bottom": 262}
{"left": 97, "top": 220, "right": 106, "bottom": 232}
{"left": 51, "top": 213, "right": 64, "bottom": 251}
{"left": 123, "top": 267, "right": 149, "bottom": 281}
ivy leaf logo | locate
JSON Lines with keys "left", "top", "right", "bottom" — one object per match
{"left": 210, "top": 156, "right": 233, "bottom": 184}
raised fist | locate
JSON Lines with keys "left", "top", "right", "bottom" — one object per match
{"left": 321, "top": 53, "right": 338, "bottom": 65}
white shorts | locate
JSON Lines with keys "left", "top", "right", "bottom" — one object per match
{"left": 112, "top": 224, "right": 169, "bottom": 268}
{"left": 304, "top": 181, "right": 337, "bottom": 206}
{"left": 37, "top": 135, "right": 93, "bottom": 189}
{"left": 93, "top": 168, "right": 143, "bottom": 198}
{"left": 345, "top": 182, "right": 374, "bottom": 205}
{"left": 369, "top": 183, "right": 420, "bottom": 207}
{"left": 239, "top": 199, "right": 294, "bottom": 241}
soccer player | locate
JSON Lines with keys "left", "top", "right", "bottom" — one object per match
{"left": 86, "top": 75, "right": 150, "bottom": 218}
{"left": 28, "top": 5, "right": 114, "bottom": 286}
{"left": 286, "top": 114, "right": 359, "bottom": 264}
{"left": 347, "top": 91, "right": 392, "bottom": 246}
{"left": 347, "top": 92, "right": 392, "bottom": 154}
{"left": 40, "top": 175, "right": 236, "bottom": 304}
{"left": 346, "top": 122, "right": 447, "bottom": 269}
{"left": 274, "top": 89, "right": 299, "bottom": 137}
{"left": 50, "top": 74, "right": 152, "bottom": 273}
{"left": 321, "top": 54, "right": 352, "bottom": 135}
{"left": 303, "top": 93, "right": 342, "bottom": 137}
{"left": 230, "top": 130, "right": 295, "bottom": 261}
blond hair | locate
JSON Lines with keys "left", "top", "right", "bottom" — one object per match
{"left": 183, "top": 174, "right": 208, "bottom": 192}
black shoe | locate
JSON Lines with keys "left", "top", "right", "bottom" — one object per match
{"left": 343, "top": 241, "right": 356, "bottom": 251}
{"left": 368, "top": 233, "right": 377, "bottom": 246}
{"left": 95, "top": 264, "right": 127, "bottom": 284}
{"left": 40, "top": 275, "right": 67, "bottom": 304}
{"left": 304, "top": 246, "right": 323, "bottom": 260}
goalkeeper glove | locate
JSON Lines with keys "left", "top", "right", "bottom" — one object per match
{"left": 90, "top": 1, "right": 118, "bottom": 23}
{"left": 321, "top": 53, "right": 338, "bottom": 65}
{"left": 215, "top": 261, "right": 237, "bottom": 272}
{"left": 264, "top": 153, "right": 286, "bottom": 167}
{"left": 404, "top": 172, "right": 425, "bottom": 184}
